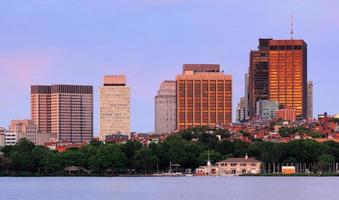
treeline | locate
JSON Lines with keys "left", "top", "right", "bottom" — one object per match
{"left": 1, "top": 127, "right": 339, "bottom": 175}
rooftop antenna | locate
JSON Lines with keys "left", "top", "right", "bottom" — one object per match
{"left": 290, "top": 14, "right": 294, "bottom": 40}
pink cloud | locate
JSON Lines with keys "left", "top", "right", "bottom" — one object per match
{"left": 0, "top": 51, "right": 56, "bottom": 87}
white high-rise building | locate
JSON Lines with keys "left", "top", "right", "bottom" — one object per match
{"left": 100, "top": 75, "right": 131, "bottom": 140}
{"left": 155, "top": 80, "right": 177, "bottom": 134}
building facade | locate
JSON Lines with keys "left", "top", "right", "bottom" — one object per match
{"left": 249, "top": 38, "right": 307, "bottom": 119}
{"left": 100, "top": 75, "right": 131, "bottom": 140}
{"left": 196, "top": 155, "right": 262, "bottom": 176}
{"left": 236, "top": 97, "right": 246, "bottom": 123}
{"left": 155, "top": 80, "right": 177, "bottom": 134}
{"left": 307, "top": 80, "right": 313, "bottom": 119}
{"left": 244, "top": 73, "right": 249, "bottom": 120}
{"left": 31, "top": 85, "right": 93, "bottom": 143}
{"left": 248, "top": 39, "right": 269, "bottom": 117}
{"left": 256, "top": 100, "right": 279, "bottom": 121}
{"left": 275, "top": 108, "right": 297, "bottom": 122}
{"left": 0, "top": 127, "right": 5, "bottom": 147}
{"left": 176, "top": 64, "right": 232, "bottom": 130}
{"left": 9, "top": 119, "right": 38, "bottom": 144}
{"left": 4, "top": 131, "right": 17, "bottom": 146}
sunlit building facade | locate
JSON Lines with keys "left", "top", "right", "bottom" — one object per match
{"left": 249, "top": 38, "right": 307, "bottom": 119}
{"left": 31, "top": 85, "right": 93, "bottom": 143}
{"left": 100, "top": 75, "right": 131, "bottom": 140}
{"left": 176, "top": 64, "right": 232, "bottom": 130}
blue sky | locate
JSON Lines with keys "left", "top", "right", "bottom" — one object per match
{"left": 1, "top": 0, "right": 339, "bottom": 134}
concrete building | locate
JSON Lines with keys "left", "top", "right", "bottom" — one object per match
{"left": 9, "top": 119, "right": 38, "bottom": 144}
{"left": 275, "top": 108, "right": 297, "bottom": 122}
{"left": 0, "top": 127, "right": 5, "bottom": 147}
{"left": 236, "top": 97, "right": 246, "bottom": 123}
{"left": 31, "top": 85, "right": 93, "bottom": 144}
{"left": 249, "top": 38, "right": 308, "bottom": 119}
{"left": 155, "top": 80, "right": 177, "bottom": 134}
{"left": 4, "top": 130, "right": 18, "bottom": 146}
{"left": 256, "top": 100, "right": 279, "bottom": 121}
{"left": 100, "top": 75, "right": 131, "bottom": 140}
{"left": 307, "top": 80, "right": 313, "bottom": 119}
{"left": 176, "top": 64, "right": 232, "bottom": 130}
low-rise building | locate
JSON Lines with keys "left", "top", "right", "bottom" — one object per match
{"left": 216, "top": 155, "right": 262, "bottom": 175}
{"left": 196, "top": 155, "right": 262, "bottom": 176}
{"left": 9, "top": 119, "right": 38, "bottom": 144}
{"left": 0, "top": 127, "right": 5, "bottom": 147}
{"left": 275, "top": 108, "right": 297, "bottom": 122}
{"left": 4, "top": 131, "right": 18, "bottom": 146}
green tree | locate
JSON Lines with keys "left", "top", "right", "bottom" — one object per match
{"left": 133, "top": 148, "right": 158, "bottom": 173}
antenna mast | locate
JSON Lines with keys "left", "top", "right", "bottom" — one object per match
{"left": 290, "top": 14, "right": 294, "bottom": 40}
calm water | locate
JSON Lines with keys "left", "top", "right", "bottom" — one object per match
{"left": 0, "top": 177, "right": 338, "bottom": 200}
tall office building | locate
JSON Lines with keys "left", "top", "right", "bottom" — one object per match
{"left": 176, "top": 64, "right": 232, "bottom": 130}
{"left": 100, "top": 75, "right": 131, "bottom": 140}
{"left": 249, "top": 38, "right": 307, "bottom": 118}
{"left": 31, "top": 85, "right": 93, "bottom": 143}
{"left": 31, "top": 86, "right": 51, "bottom": 135}
{"left": 307, "top": 80, "right": 313, "bottom": 119}
{"left": 236, "top": 97, "right": 246, "bottom": 123}
{"left": 155, "top": 80, "right": 177, "bottom": 134}
{"left": 248, "top": 39, "right": 269, "bottom": 117}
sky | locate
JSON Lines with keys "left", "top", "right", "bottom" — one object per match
{"left": 1, "top": 0, "right": 339, "bottom": 134}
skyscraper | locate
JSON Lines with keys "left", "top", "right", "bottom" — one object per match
{"left": 155, "top": 80, "right": 177, "bottom": 134}
{"left": 176, "top": 64, "right": 232, "bottom": 130}
{"left": 31, "top": 85, "right": 93, "bottom": 143}
{"left": 100, "top": 75, "right": 131, "bottom": 140}
{"left": 248, "top": 39, "right": 269, "bottom": 117}
{"left": 249, "top": 38, "right": 307, "bottom": 119}
{"left": 236, "top": 97, "right": 246, "bottom": 122}
{"left": 307, "top": 80, "right": 313, "bottom": 119}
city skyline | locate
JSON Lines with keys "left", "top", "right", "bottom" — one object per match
{"left": 1, "top": 1, "right": 339, "bottom": 133}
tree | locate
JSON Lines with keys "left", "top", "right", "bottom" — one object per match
{"left": 133, "top": 148, "right": 158, "bottom": 173}
{"left": 318, "top": 154, "right": 335, "bottom": 172}
{"left": 96, "top": 144, "right": 126, "bottom": 173}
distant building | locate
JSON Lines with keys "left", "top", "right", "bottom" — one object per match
{"left": 275, "top": 108, "right": 297, "bottom": 122}
{"left": 307, "top": 80, "right": 313, "bottom": 119}
{"left": 4, "top": 130, "right": 17, "bottom": 146}
{"left": 236, "top": 97, "right": 246, "bottom": 122}
{"left": 9, "top": 119, "right": 38, "bottom": 144}
{"left": 155, "top": 80, "right": 177, "bottom": 134}
{"left": 244, "top": 73, "right": 249, "bottom": 120}
{"left": 105, "top": 134, "right": 129, "bottom": 143}
{"left": 256, "top": 100, "right": 279, "bottom": 121}
{"left": 0, "top": 127, "right": 5, "bottom": 147}
{"left": 196, "top": 155, "right": 262, "bottom": 176}
{"left": 31, "top": 85, "right": 93, "bottom": 144}
{"left": 249, "top": 38, "right": 308, "bottom": 119}
{"left": 100, "top": 75, "right": 131, "bottom": 140}
{"left": 216, "top": 155, "right": 262, "bottom": 175}
{"left": 176, "top": 64, "right": 232, "bottom": 130}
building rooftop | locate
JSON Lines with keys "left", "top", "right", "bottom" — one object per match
{"left": 217, "top": 157, "right": 261, "bottom": 163}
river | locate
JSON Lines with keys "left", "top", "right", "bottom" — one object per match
{"left": 0, "top": 176, "right": 338, "bottom": 200}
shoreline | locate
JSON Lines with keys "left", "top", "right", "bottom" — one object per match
{"left": 1, "top": 173, "right": 339, "bottom": 177}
